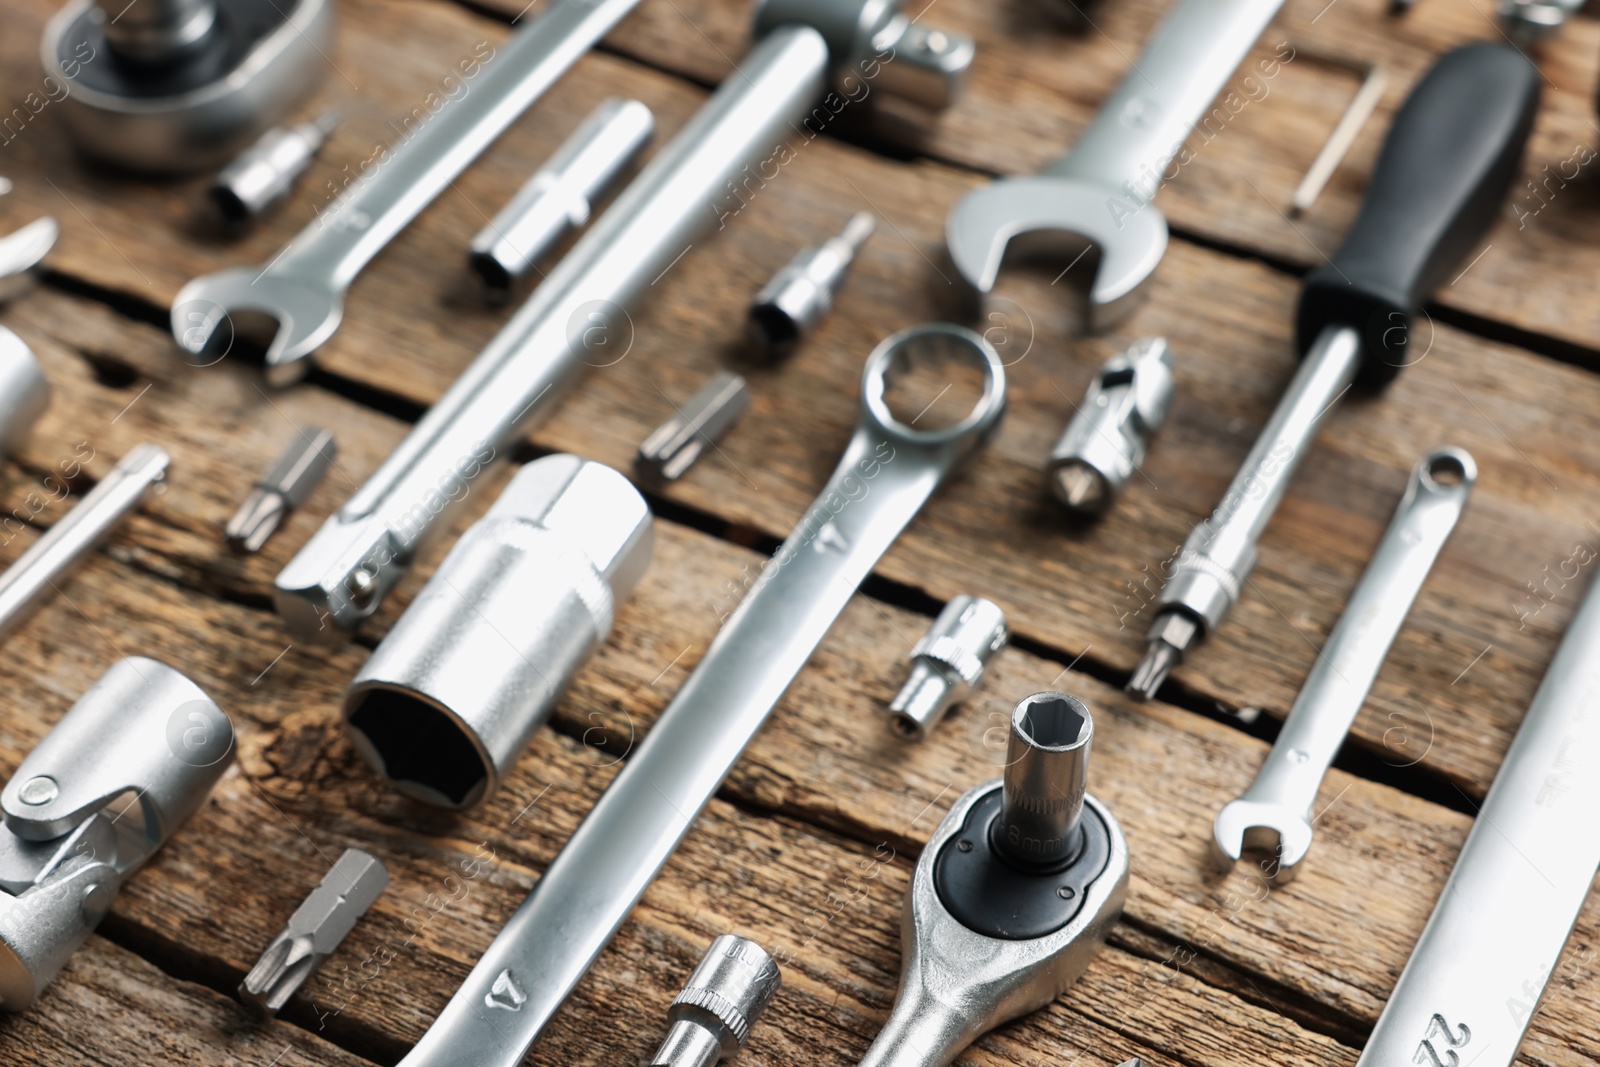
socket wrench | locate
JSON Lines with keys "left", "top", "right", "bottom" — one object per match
{"left": 1213, "top": 448, "right": 1474, "bottom": 881}
{"left": 273, "top": 0, "right": 975, "bottom": 643}
{"left": 171, "top": 0, "right": 649, "bottom": 378}
{"left": 1127, "top": 45, "right": 1539, "bottom": 700}
{"left": 946, "top": 0, "right": 1286, "bottom": 328}
{"left": 391, "top": 323, "right": 1004, "bottom": 1067}
{"left": 862, "top": 692, "right": 1128, "bottom": 1067}
{"left": 1353, "top": 566, "right": 1600, "bottom": 1067}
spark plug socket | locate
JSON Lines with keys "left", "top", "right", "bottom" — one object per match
{"left": 343, "top": 454, "right": 653, "bottom": 810}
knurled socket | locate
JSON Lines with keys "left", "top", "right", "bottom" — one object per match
{"left": 343, "top": 455, "right": 653, "bottom": 809}
{"left": 650, "top": 936, "right": 782, "bottom": 1067}
{"left": 887, "top": 595, "right": 1007, "bottom": 740}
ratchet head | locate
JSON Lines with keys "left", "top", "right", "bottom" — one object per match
{"left": 171, "top": 267, "right": 342, "bottom": 385}
{"left": 945, "top": 176, "right": 1168, "bottom": 332}
{"left": 1211, "top": 798, "right": 1314, "bottom": 883}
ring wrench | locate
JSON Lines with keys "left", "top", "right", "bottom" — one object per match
{"left": 1126, "top": 45, "right": 1539, "bottom": 700}
{"left": 273, "top": 0, "right": 974, "bottom": 642}
{"left": 170, "top": 0, "right": 649, "bottom": 381}
{"left": 1353, "top": 566, "right": 1600, "bottom": 1067}
{"left": 945, "top": 0, "right": 1286, "bottom": 329}
{"left": 1212, "top": 448, "right": 1474, "bottom": 881}
{"left": 391, "top": 324, "right": 1004, "bottom": 1067}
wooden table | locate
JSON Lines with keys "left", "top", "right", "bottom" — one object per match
{"left": 2, "top": 0, "right": 1599, "bottom": 1062}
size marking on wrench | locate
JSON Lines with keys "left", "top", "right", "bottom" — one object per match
{"left": 391, "top": 324, "right": 1004, "bottom": 1067}
{"left": 169, "top": 0, "right": 646, "bottom": 382}
{"left": 1212, "top": 448, "right": 1476, "bottom": 881}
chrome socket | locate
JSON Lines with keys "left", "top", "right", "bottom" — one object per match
{"left": 749, "top": 212, "right": 874, "bottom": 355}
{"left": 887, "top": 595, "right": 1006, "bottom": 740}
{"left": 0, "top": 328, "right": 50, "bottom": 461}
{"left": 1047, "top": 338, "right": 1173, "bottom": 514}
{"left": 343, "top": 454, "right": 653, "bottom": 809}
{"left": 648, "top": 936, "right": 781, "bottom": 1067}
{"left": 211, "top": 109, "right": 340, "bottom": 224}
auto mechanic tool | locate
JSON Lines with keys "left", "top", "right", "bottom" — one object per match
{"left": 343, "top": 455, "right": 653, "bottom": 809}
{"left": 239, "top": 847, "right": 389, "bottom": 1016}
{"left": 226, "top": 428, "right": 336, "bottom": 553}
{"left": 1126, "top": 44, "right": 1539, "bottom": 702}
{"left": 390, "top": 323, "right": 1004, "bottom": 1067}
{"left": 1288, "top": 50, "right": 1386, "bottom": 216}
{"left": 0, "top": 328, "right": 50, "bottom": 460}
{"left": 273, "top": 0, "right": 975, "bottom": 642}
{"left": 211, "top": 108, "right": 342, "bottom": 226}
{"left": 1048, "top": 338, "right": 1172, "bottom": 514}
{"left": 0, "top": 181, "right": 58, "bottom": 301}
{"left": 749, "top": 211, "right": 875, "bottom": 356}
{"left": 1212, "top": 448, "right": 1475, "bottom": 881}
{"left": 1352, "top": 566, "right": 1600, "bottom": 1067}
{"left": 0, "top": 444, "right": 169, "bottom": 647}
{"left": 861, "top": 692, "right": 1128, "bottom": 1067}
{"left": 469, "top": 98, "right": 655, "bottom": 297}
{"left": 635, "top": 372, "right": 751, "bottom": 483}
{"left": 1499, "top": 0, "right": 1582, "bottom": 43}
{"left": 887, "top": 594, "right": 1007, "bottom": 741}
{"left": 41, "top": 0, "right": 332, "bottom": 171}
{"left": 0, "top": 657, "right": 234, "bottom": 1011}
{"left": 170, "top": 0, "right": 655, "bottom": 381}
{"left": 945, "top": 0, "right": 1287, "bottom": 329}
{"left": 644, "top": 936, "right": 781, "bottom": 1067}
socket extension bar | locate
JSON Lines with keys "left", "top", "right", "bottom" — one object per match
{"left": 274, "top": 0, "right": 974, "bottom": 641}
{"left": 1126, "top": 44, "right": 1541, "bottom": 701}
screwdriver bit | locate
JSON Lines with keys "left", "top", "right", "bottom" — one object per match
{"left": 636, "top": 373, "right": 750, "bottom": 483}
{"left": 226, "top": 428, "right": 337, "bottom": 553}
{"left": 647, "top": 935, "right": 781, "bottom": 1067}
{"left": 239, "top": 848, "right": 388, "bottom": 1016}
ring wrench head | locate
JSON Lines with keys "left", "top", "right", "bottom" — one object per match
{"left": 859, "top": 322, "right": 1006, "bottom": 459}
{"left": 945, "top": 176, "right": 1169, "bottom": 331}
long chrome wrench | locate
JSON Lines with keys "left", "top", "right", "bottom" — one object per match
{"left": 1354, "top": 567, "right": 1600, "bottom": 1067}
{"left": 1212, "top": 448, "right": 1475, "bottom": 881}
{"left": 946, "top": 0, "right": 1287, "bottom": 328}
{"left": 274, "top": 0, "right": 975, "bottom": 641}
{"left": 1126, "top": 45, "right": 1541, "bottom": 700}
{"left": 394, "top": 325, "right": 1005, "bottom": 1067}
{"left": 170, "top": 0, "right": 647, "bottom": 381}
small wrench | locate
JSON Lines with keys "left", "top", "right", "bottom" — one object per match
{"left": 1213, "top": 448, "right": 1475, "bottom": 881}
{"left": 170, "top": 0, "right": 646, "bottom": 383}
{"left": 391, "top": 324, "right": 1004, "bottom": 1067}
{"left": 946, "top": 0, "right": 1285, "bottom": 329}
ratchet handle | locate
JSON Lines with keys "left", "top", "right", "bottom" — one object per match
{"left": 1295, "top": 44, "right": 1539, "bottom": 388}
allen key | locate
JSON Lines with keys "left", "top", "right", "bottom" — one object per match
{"left": 1289, "top": 47, "right": 1388, "bottom": 216}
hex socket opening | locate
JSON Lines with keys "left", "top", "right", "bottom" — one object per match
{"left": 1015, "top": 694, "right": 1088, "bottom": 749}
{"left": 993, "top": 692, "right": 1093, "bottom": 872}
{"left": 345, "top": 686, "right": 491, "bottom": 809}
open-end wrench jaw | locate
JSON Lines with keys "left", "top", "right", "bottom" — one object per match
{"left": 1210, "top": 798, "right": 1314, "bottom": 883}
{"left": 945, "top": 177, "right": 1168, "bottom": 333}
{"left": 171, "top": 267, "right": 342, "bottom": 385}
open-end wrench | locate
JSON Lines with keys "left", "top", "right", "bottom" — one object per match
{"left": 1353, "top": 566, "right": 1600, "bottom": 1067}
{"left": 1126, "top": 44, "right": 1540, "bottom": 701}
{"left": 1212, "top": 448, "right": 1474, "bottom": 881}
{"left": 945, "top": 0, "right": 1286, "bottom": 329}
{"left": 273, "top": 0, "right": 975, "bottom": 641}
{"left": 391, "top": 324, "right": 1004, "bottom": 1067}
{"left": 170, "top": 0, "right": 648, "bottom": 383}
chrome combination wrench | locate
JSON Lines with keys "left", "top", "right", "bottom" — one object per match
{"left": 170, "top": 0, "right": 648, "bottom": 382}
{"left": 1127, "top": 44, "right": 1540, "bottom": 701}
{"left": 392, "top": 324, "right": 1005, "bottom": 1067}
{"left": 273, "top": 0, "right": 974, "bottom": 642}
{"left": 1212, "top": 448, "right": 1474, "bottom": 881}
{"left": 1354, "top": 566, "right": 1600, "bottom": 1067}
{"left": 946, "top": 0, "right": 1286, "bottom": 329}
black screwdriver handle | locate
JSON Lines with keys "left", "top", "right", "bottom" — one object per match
{"left": 1295, "top": 43, "right": 1540, "bottom": 388}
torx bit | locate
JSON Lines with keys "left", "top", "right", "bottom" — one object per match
{"left": 211, "top": 109, "right": 341, "bottom": 224}
{"left": 226, "top": 428, "right": 337, "bottom": 553}
{"left": 749, "top": 212, "right": 875, "bottom": 356}
{"left": 239, "top": 848, "right": 388, "bottom": 1016}
{"left": 647, "top": 936, "right": 781, "bottom": 1067}
{"left": 887, "top": 594, "right": 1007, "bottom": 740}
{"left": 635, "top": 372, "right": 750, "bottom": 482}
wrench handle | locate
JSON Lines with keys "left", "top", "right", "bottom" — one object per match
{"left": 1045, "top": 0, "right": 1286, "bottom": 194}
{"left": 1296, "top": 44, "right": 1539, "bottom": 386}
{"left": 274, "top": 0, "right": 643, "bottom": 292}
{"left": 1248, "top": 449, "right": 1474, "bottom": 817}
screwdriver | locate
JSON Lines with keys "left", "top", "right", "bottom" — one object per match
{"left": 1126, "top": 44, "right": 1540, "bottom": 701}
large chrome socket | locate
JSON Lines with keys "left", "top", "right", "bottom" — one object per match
{"left": 343, "top": 455, "right": 652, "bottom": 809}
{"left": 0, "top": 328, "right": 50, "bottom": 459}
